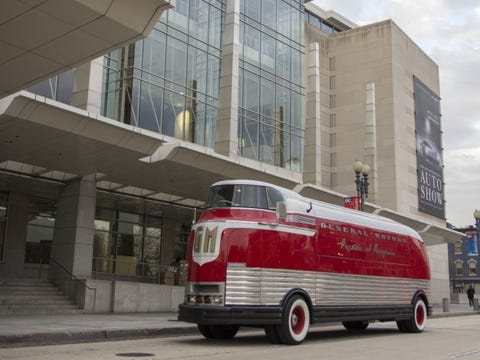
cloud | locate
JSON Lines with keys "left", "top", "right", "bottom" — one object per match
{"left": 444, "top": 147, "right": 480, "bottom": 226}
{"left": 312, "top": 0, "right": 480, "bottom": 226}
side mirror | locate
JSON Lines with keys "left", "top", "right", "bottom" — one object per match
{"left": 276, "top": 202, "right": 287, "bottom": 220}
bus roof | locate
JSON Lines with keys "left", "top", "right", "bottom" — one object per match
{"left": 211, "top": 179, "right": 422, "bottom": 241}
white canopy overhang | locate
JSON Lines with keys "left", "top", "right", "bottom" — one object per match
{"left": 0, "top": 92, "right": 462, "bottom": 245}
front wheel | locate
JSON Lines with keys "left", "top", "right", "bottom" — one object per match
{"left": 397, "top": 297, "right": 427, "bottom": 333}
{"left": 276, "top": 295, "right": 310, "bottom": 345}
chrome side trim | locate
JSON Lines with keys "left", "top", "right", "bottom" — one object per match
{"left": 225, "top": 263, "right": 430, "bottom": 306}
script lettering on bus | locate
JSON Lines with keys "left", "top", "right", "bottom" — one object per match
{"left": 338, "top": 238, "right": 397, "bottom": 258}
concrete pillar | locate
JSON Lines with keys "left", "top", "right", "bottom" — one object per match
{"left": 70, "top": 57, "right": 104, "bottom": 114}
{"left": 0, "top": 192, "right": 29, "bottom": 277}
{"left": 442, "top": 297, "right": 449, "bottom": 312}
{"left": 50, "top": 174, "right": 96, "bottom": 279}
{"left": 364, "top": 83, "right": 378, "bottom": 202}
{"left": 214, "top": 0, "right": 240, "bottom": 157}
{"left": 303, "top": 42, "right": 322, "bottom": 185}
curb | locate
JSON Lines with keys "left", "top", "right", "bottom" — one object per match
{"left": 1, "top": 311, "right": 478, "bottom": 348}
{"left": 430, "top": 311, "right": 479, "bottom": 319}
{"left": 0, "top": 326, "right": 199, "bottom": 348}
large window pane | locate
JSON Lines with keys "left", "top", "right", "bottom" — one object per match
{"left": 187, "top": 47, "right": 207, "bottom": 95}
{"left": 139, "top": 83, "right": 163, "bottom": 132}
{"left": 165, "top": 37, "right": 188, "bottom": 86}
{"left": 260, "top": 78, "right": 275, "bottom": 117}
{"left": 25, "top": 213, "right": 55, "bottom": 264}
{"left": 27, "top": 69, "right": 74, "bottom": 105}
{"left": 205, "top": 105, "right": 217, "bottom": 148}
{"left": 261, "top": 0, "right": 276, "bottom": 30}
{"left": 209, "top": 5, "right": 222, "bottom": 49}
{"left": 93, "top": 219, "right": 115, "bottom": 273}
{"left": 0, "top": 193, "right": 6, "bottom": 262}
{"left": 168, "top": 0, "right": 189, "bottom": 33}
{"left": 190, "top": 0, "right": 209, "bottom": 43}
{"left": 207, "top": 55, "right": 220, "bottom": 98}
{"left": 241, "top": 117, "right": 259, "bottom": 160}
{"left": 259, "top": 118, "right": 273, "bottom": 164}
{"left": 277, "top": 42, "right": 290, "bottom": 80}
{"left": 142, "top": 31, "right": 166, "bottom": 78}
{"left": 243, "top": 71, "right": 260, "bottom": 113}
{"left": 244, "top": 25, "right": 260, "bottom": 64}
{"left": 277, "top": 1, "right": 291, "bottom": 38}
{"left": 261, "top": 33, "right": 275, "bottom": 72}
{"left": 93, "top": 207, "right": 165, "bottom": 279}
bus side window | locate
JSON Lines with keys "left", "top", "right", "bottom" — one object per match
{"left": 266, "top": 187, "right": 285, "bottom": 211}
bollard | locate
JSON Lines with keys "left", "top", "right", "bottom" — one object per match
{"left": 474, "top": 298, "right": 479, "bottom": 311}
{"left": 442, "top": 298, "right": 449, "bottom": 312}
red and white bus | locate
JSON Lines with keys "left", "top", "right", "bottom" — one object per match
{"left": 178, "top": 180, "right": 431, "bottom": 345}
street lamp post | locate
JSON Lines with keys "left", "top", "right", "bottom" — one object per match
{"left": 474, "top": 209, "right": 480, "bottom": 231}
{"left": 353, "top": 160, "right": 370, "bottom": 212}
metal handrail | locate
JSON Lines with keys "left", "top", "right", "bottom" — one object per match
{"left": 91, "top": 256, "right": 187, "bottom": 286}
{"left": 49, "top": 257, "right": 97, "bottom": 312}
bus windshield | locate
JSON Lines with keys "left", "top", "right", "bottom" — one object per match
{"left": 204, "top": 184, "right": 284, "bottom": 210}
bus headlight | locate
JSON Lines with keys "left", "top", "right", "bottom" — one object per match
{"left": 187, "top": 295, "right": 223, "bottom": 305}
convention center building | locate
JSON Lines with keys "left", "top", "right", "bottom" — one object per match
{"left": 0, "top": 0, "right": 461, "bottom": 313}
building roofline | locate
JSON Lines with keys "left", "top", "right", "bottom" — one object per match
{"left": 304, "top": 2, "right": 357, "bottom": 30}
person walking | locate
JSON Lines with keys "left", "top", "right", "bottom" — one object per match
{"left": 467, "top": 286, "right": 475, "bottom": 307}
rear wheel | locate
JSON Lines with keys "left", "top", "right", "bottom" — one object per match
{"left": 397, "top": 297, "right": 427, "bottom": 333}
{"left": 342, "top": 321, "right": 369, "bottom": 330}
{"left": 276, "top": 295, "right": 310, "bottom": 345}
{"left": 197, "top": 324, "right": 240, "bottom": 339}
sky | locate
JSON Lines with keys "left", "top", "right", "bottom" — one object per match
{"left": 312, "top": 0, "right": 480, "bottom": 227}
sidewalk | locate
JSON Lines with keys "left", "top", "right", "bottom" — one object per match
{"left": 0, "top": 303, "right": 477, "bottom": 348}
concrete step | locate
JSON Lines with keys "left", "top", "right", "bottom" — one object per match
{"left": 6, "top": 303, "right": 79, "bottom": 310}
{"left": 0, "top": 307, "right": 84, "bottom": 315}
{"left": 0, "top": 278, "right": 52, "bottom": 286}
{"left": 0, "top": 286, "right": 62, "bottom": 294}
{"left": 0, "top": 278, "right": 82, "bottom": 315}
{"left": 0, "top": 297, "right": 74, "bottom": 305}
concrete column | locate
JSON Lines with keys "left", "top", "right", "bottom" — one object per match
{"left": 364, "top": 83, "right": 378, "bottom": 201}
{"left": 0, "top": 192, "right": 28, "bottom": 277}
{"left": 70, "top": 57, "right": 104, "bottom": 114}
{"left": 50, "top": 174, "right": 96, "bottom": 279}
{"left": 214, "top": 0, "right": 240, "bottom": 157}
{"left": 303, "top": 42, "right": 322, "bottom": 185}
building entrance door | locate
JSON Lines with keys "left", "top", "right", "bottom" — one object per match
{"left": 23, "top": 199, "right": 56, "bottom": 278}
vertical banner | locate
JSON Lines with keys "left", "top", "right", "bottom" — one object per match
{"left": 466, "top": 232, "right": 479, "bottom": 256}
{"left": 414, "top": 76, "right": 445, "bottom": 218}
{"left": 344, "top": 196, "right": 360, "bottom": 210}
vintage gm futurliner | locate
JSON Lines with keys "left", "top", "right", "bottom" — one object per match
{"left": 178, "top": 180, "right": 431, "bottom": 345}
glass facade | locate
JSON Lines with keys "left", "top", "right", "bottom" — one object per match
{"left": 24, "top": 199, "right": 56, "bottom": 265}
{"left": 304, "top": 10, "right": 343, "bottom": 34}
{"left": 93, "top": 207, "right": 163, "bottom": 279}
{"left": 102, "top": 0, "right": 225, "bottom": 148}
{"left": 27, "top": 70, "right": 74, "bottom": 104}
{"left": 102, "top": 0, "right": 305, "bottom": 172}
{"left": 238, "top": 0, "right": 305, "bottom": 171}
{"left": 0, "top": 193, "right": 7, "bottom": 262}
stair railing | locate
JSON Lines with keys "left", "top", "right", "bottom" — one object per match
{"left": 49, "top": 257, "right": 97, "bottom": 312}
